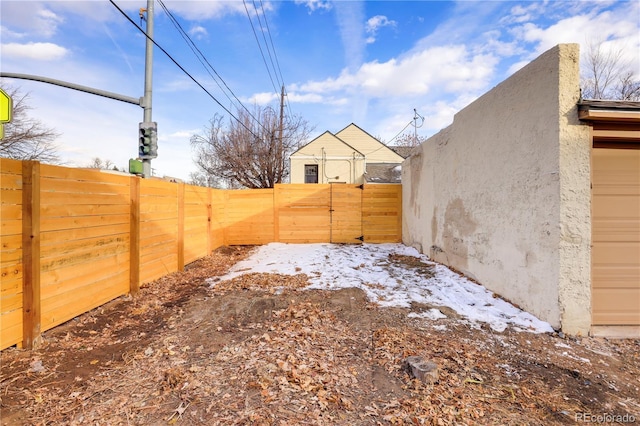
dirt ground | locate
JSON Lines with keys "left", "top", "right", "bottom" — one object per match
{"left": 1, "top": 246, "right": 639, "bottom": 425}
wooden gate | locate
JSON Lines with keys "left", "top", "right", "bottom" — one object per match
{"left": 329, "top": 184, "right": 363, "bottom": 243}
{"left": 273, "top": 183, "right": 401, "bottom": 244}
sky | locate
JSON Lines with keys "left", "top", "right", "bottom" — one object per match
{"left": 1, "top": 0, "right": 639, "bottom": 181}
{"left": 213, "top": 242, "right": 555, "bottom": 333}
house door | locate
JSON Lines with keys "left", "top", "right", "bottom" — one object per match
{"left": 329, "top": 184, "right": 362, "bottom": 244}
{"left": 591, "top": 145, "right": 640, "bottom": 327}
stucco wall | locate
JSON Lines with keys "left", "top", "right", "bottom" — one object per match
{"left": 402, "top": 44, "right": 591, "bottom": 333}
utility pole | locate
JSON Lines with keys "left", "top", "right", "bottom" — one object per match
{"left": 141, "top": 0, "right": 155, "bottom": 178}
{"left": 413, "top": 108, "right": 424, "bottom": 145}
{"left": 278, "top": 85, "right": 285, "bottom": 179}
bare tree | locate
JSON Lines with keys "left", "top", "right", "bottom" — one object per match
{"left": 191, "top": 106, "right": 312, "bottom": 189}
{"left": 581, "top": 40, "right": 640, "bottom": 101}
{"left": 0, "top": 83, "right": 61, "bottom": 163}
{"left": 85, "top": 157, "right": 119, "bottom": 170}
{"left": 392, "top": 132, "right": 428, "bottom": 148}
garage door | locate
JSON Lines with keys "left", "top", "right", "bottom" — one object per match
{"left": 591, "top": 146, "right": 640, "bottom": 325}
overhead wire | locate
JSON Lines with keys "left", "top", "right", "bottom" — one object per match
{"left": 252, "top": 0, "right": 293, "bottom": 131}
{"left": 252, "top": 0, "right": 281, "bottom": 89}
{"left": 387, "top": 120, "right": 414, "bottom": 144}
{"left": 156, "top": 0, "right": 267, "bottom": 133}
{"left": 258, "top": 0, "right": 293, "bottom": 119}
{"left": 108, "top": 0, "right": 261, "bottom": 139}
{"left": 243, "top": 0, "right": 279, "bottom": 97}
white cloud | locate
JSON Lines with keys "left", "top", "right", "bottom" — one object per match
{"left": 1, "top": 42, "right": 69, "bottom": 61}
{"left": 247, "top": 92, "right": 279, "bottom": 105}
{"left": 365, "top": 15, "right": 396, "bottom": 44}
{"left": 511, "top": 2, "right": 640, "bottom": 58}
{"left": 0, "top": 25, "right": 25, "bottom": 40}
{"left": 0, "top": 3, "right": 65, "bottom": 38}
{"left": 189, "top": 25, "right": 208, "bottom": 40}
{"left": 157, "top": 1, "right": 251, "bottom": 20}
{"left": 366, "top": 15, "right": 396, "bottom": 33}
{"left": 293, "top": 44, "right": 497, "bottom": 99}
{"left": 294, "top": 0, "right": 332, "bottom": 13}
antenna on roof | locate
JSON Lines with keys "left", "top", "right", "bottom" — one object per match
{"left": 412, "top": 108, "right": 424, "bottom": 141}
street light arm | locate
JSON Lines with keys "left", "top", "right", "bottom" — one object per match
{"left": 0, "top": 72, "right": 143, "bottom": 106}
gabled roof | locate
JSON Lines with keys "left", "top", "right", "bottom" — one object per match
{"left": 290, "top": 130, "right": 364, "bottom": 157}
{"left": 389, "top": 146, "right": 414, "bottom": 159}
{"left": 335, "top": 123, "right": 405, "bottom": 162}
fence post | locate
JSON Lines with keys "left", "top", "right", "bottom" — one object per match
{"left": 273, "top": 184, "right": 280, "bottom": 242}
{"left": 177, "top": 182, "right": 185, "bottom": 271}
{"left": 22, "top": 160, "right": 41, "bottom": 349}
{"left": 129, "top": 176, "right": 140, "bottom": 294}
{"left": 207, "top": 187, "right": 212, "bottom": 254}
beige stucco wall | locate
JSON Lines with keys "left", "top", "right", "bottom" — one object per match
{"left": 402, "top": 44, "right": 592, "bottom": 334}
{"left": 290, "top": 132, "right": 365, "bottom": 184}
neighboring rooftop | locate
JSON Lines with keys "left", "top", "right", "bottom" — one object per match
{"left": 364, "top": 163, "right": 402, "bottom": 184}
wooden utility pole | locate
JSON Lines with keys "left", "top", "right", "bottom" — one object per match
{"left": 278, "top": 85, "right": 285, "bottom": 177}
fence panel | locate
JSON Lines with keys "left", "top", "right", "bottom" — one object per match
{"left": 140, "top": 179, "right": 178, "bottom": 284}
{"left": 362, "top": 184, "right": 402, "bottom": 243}
{"left": 0, "top": 159, "right": 402, "bottom": 350}
{"left": 39, "top": 165, "right": 131, "bottom": 331}
{"left": 225, "top": 189, "right": 274, "bottom": 245}
{"left": 275, "top": 184, "right": 330, "bottom": 243}
{"left": 0, "top": 158, "right": 24, "bottom": 349}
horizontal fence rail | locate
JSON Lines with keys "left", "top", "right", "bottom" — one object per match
{"left": 0, "top": 159, "right": 402, "bottom": 350}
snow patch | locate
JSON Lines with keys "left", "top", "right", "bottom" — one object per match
{"left": 213, "top": 243, "right": 554, "bottom": 334}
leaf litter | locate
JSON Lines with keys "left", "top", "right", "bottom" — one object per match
{"left": 1, "top": 244, "right": 638, "bottom": 425}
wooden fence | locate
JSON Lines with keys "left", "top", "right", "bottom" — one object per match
{"left": 0, "top": 159, "right": 401, "bottom": 350}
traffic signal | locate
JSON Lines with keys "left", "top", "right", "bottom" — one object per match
{"left": 138, "top": 121, "right": 158, "bottom": 159}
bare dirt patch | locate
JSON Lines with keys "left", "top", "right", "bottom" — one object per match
{"left": 1, "top": 246, "right": 639, "bottom": 425}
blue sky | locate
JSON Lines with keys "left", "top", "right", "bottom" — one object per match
{"left": 1, "top": 0, "right": 639, "bottom": 181}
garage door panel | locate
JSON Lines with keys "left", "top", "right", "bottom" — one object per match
{"left": 592, "top": 265, "right": 640, "bottom": 288}
{"left": 592, "top": 147, "right": 640, "bottom": 327}
{"left": 592, "top": 196, "right": 640, "bottom": 219}
{"left": 592, "top": 288, "right": 640, "bottom": 325}
{"left": 592, "top": 220, "right": 640, "bottom": 242}
{"left": 592, "top": 242, "right": 640, "bottom": 263}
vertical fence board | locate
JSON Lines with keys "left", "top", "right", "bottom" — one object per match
{"left": 22, "top": 161, "right": 41, "bottom": 349}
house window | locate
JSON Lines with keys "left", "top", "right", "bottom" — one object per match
{"left": 304, "top": 164, "right": 318, "bottom": 183}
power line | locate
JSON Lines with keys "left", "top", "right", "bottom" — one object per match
{"left": 156, "top": 0, "right": 267, "bottom": 133}
{"left": 252, "top": 0, "right": 281, "bottom": 89}
{"left": 108, "top": 0, "right": 260, "bottom": 139}
{"left": 258, "top": 0, "right": 293, "bottom": 118}
{"left": 387, "top": 121, "right": 414, "bottom": 144}
{"left": 243, "top": 0, "right": 279, "bottom": 97}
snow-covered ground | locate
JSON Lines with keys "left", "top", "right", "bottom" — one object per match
{"left": 212, "top": 243, "right": 554, "bottom": 334}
